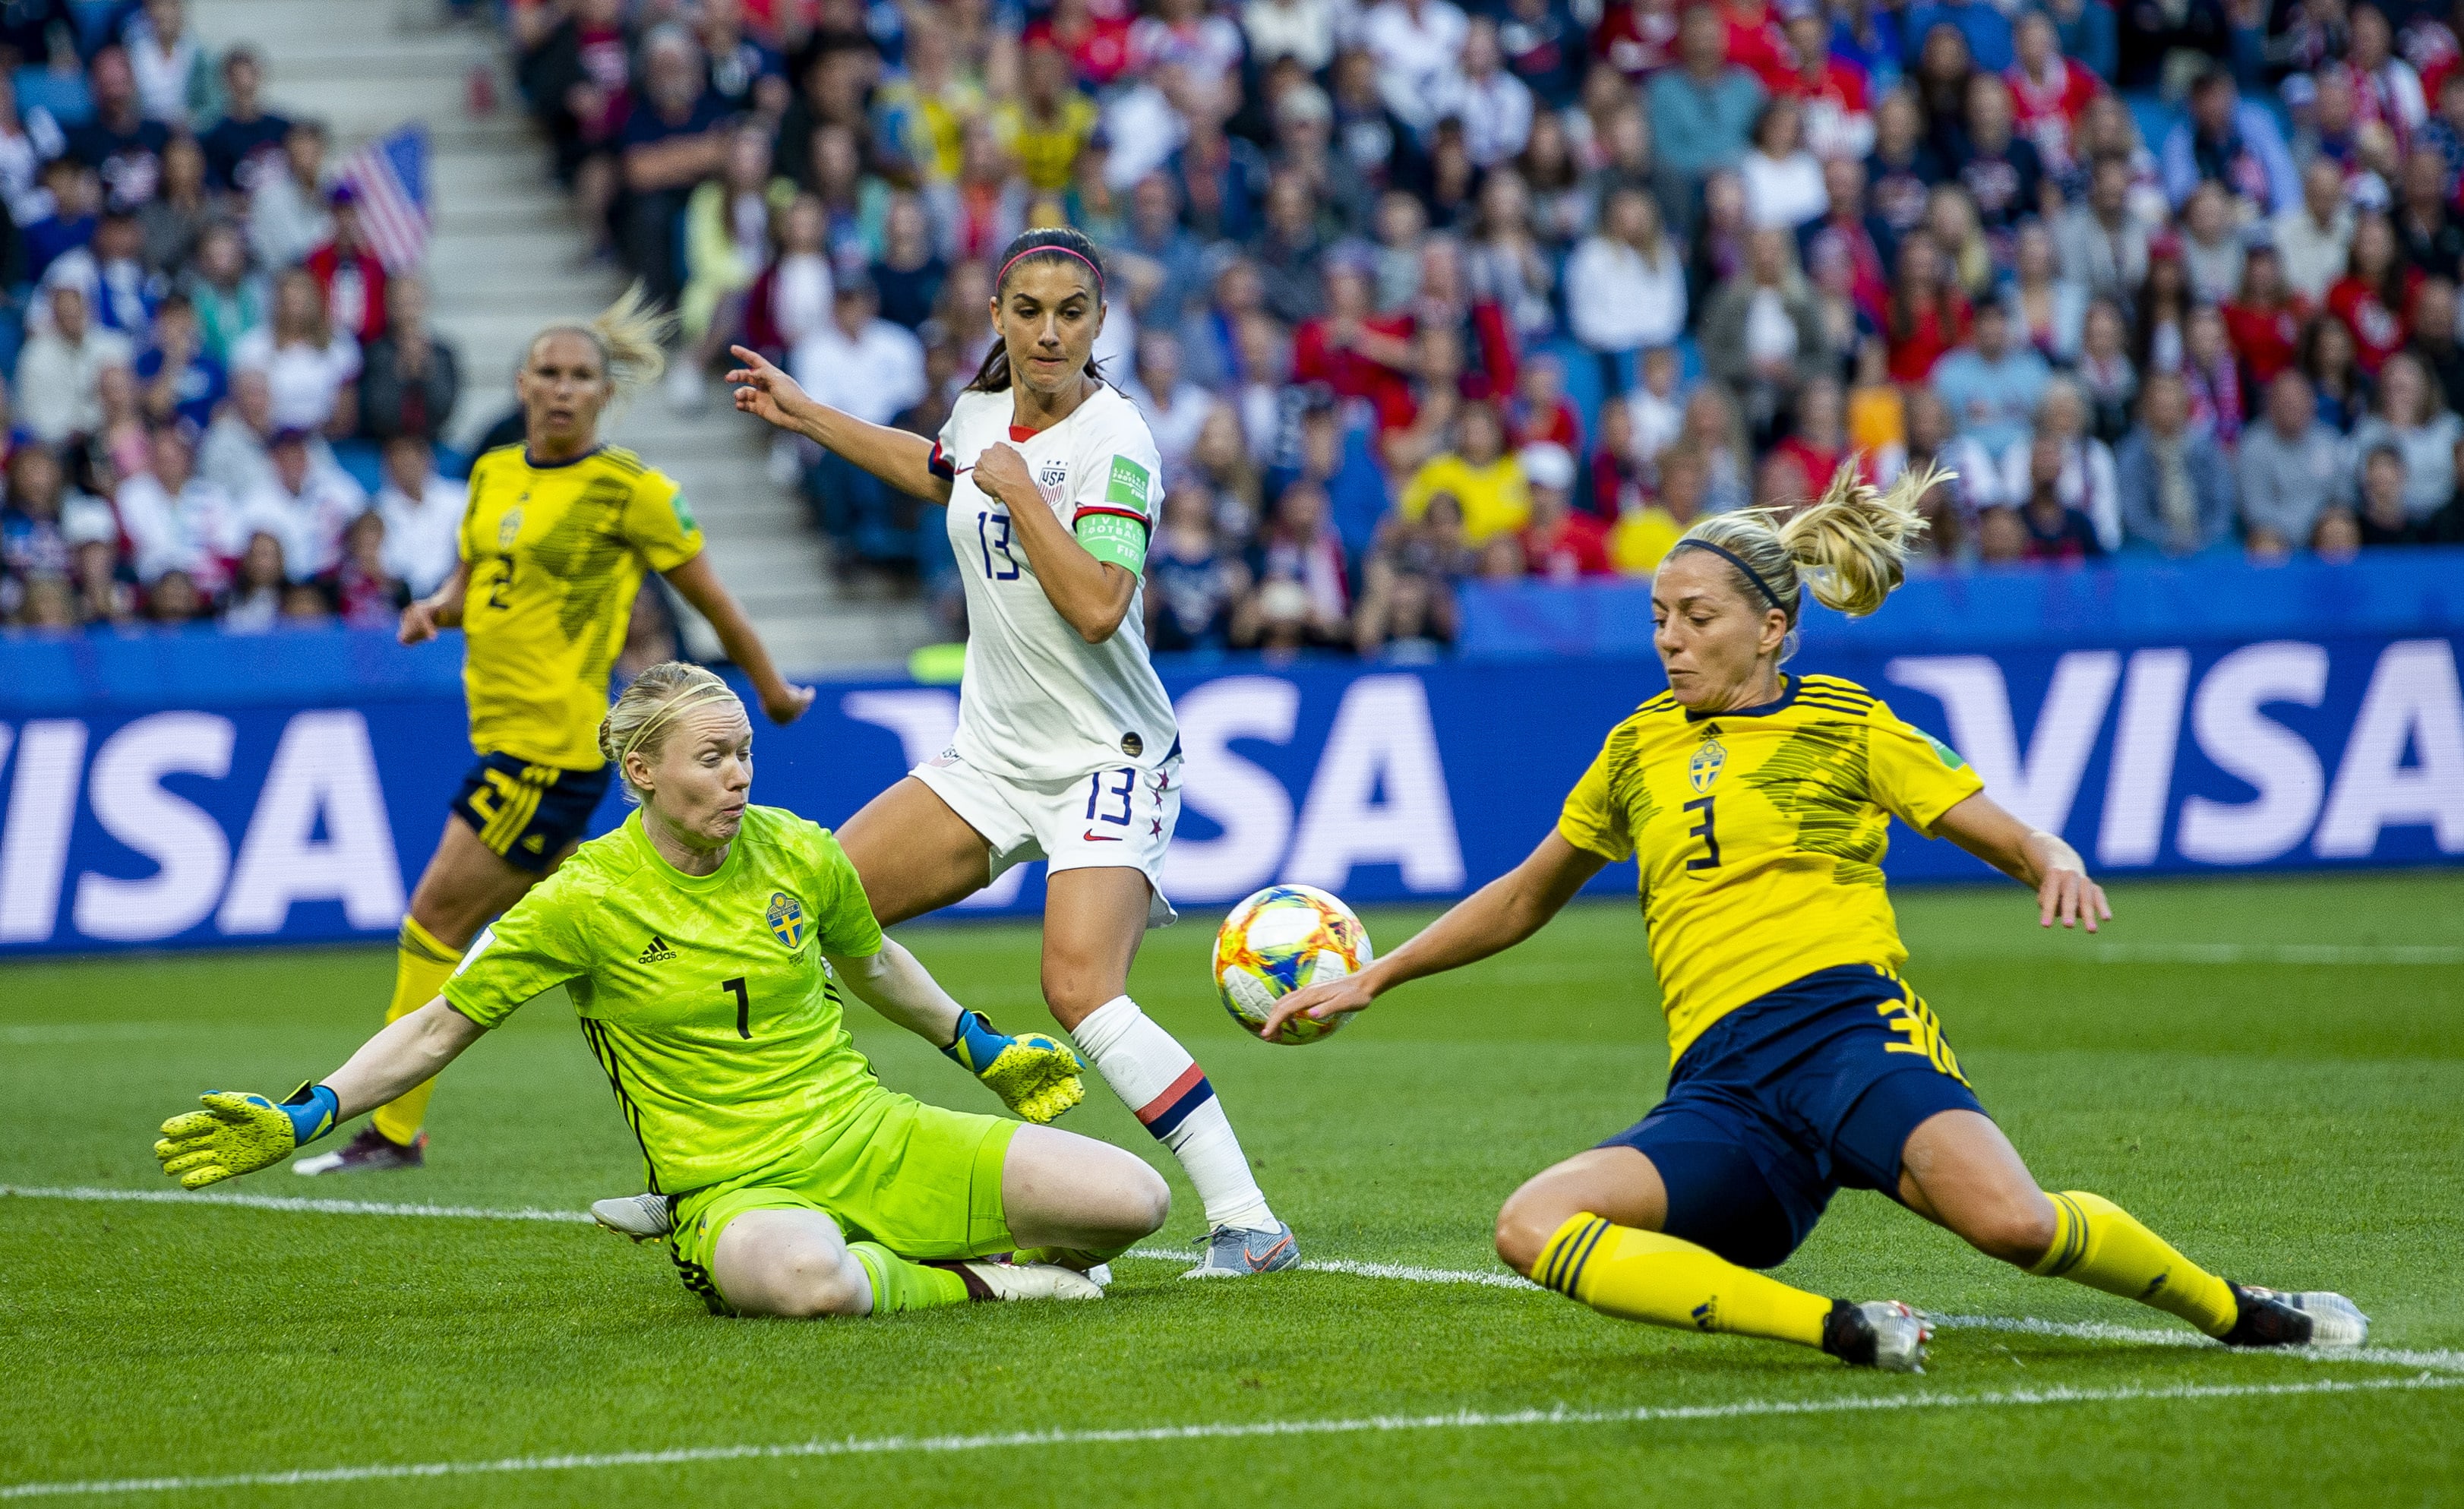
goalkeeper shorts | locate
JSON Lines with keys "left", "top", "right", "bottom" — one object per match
{"left": 1599, "top": 964, "right": 1985, "bottom": 1271}
{"left": 667, "top": 1087, "right": 1018, "bottom": 1315}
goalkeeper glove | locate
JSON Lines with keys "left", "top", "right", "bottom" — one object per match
{"left": 943, "top": 1010, "right": 1086, "bottom": 1125}
{"left": 154, "top": 1082, "right": 340, "bottom": 1189}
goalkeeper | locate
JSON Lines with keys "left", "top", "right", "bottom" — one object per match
{"left": 154, "top": 661, "right": 1169, "bottom": 1317}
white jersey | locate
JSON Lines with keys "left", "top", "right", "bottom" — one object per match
{"left": 935, "top": 384, "right": 1178, "bottom": 784}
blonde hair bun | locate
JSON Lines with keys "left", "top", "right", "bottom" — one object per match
{"left": 1672, "top": 456, "right": 1942, "bottom": 649}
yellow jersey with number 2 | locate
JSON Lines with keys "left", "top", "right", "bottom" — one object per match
{"left": 1556, "top": 674, "right": 1984, "bottom": 1063}
{"left": 457, "top": 444, "right": 705, "bottom": 769}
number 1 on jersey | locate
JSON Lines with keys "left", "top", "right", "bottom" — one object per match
{"left": 720, "top": 976, "right": 751, "bottom": 1038}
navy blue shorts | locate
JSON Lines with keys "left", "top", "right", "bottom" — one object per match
{"left": 1599, "top": 964, "right": 1986, "bottom": 1271}
{"left": 448, "top": 753, "right": 610, "bottom": 873}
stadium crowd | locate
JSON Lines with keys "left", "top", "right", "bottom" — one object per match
{"left": 0, "top": 0, "right": 472, "bottom": 635}
{"left": 17, "top": 0, "right": 2464, "bottom": 655}
{"left": 502, "top": 0, "right": 2464, "bottom": 660}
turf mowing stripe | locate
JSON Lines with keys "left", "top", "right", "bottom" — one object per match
{"left": 4, "top": 1373, "right": 2456, "bottom": 1500}
{"left": 14, "top": 1190, "right": 2458, "bottom": 1373}
{"left": 0, "top": 1185, "right": 595, "bottom": 1223}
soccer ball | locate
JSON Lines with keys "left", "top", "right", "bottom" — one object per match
{"left": 1213, "top": 884, "right": 1373, "bottom": 1044}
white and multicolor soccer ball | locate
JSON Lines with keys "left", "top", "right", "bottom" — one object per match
{"left": 1212, "top": 884, "right": 1373, "bottom": 1044}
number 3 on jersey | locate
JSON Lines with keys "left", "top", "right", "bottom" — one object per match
{"left": 1683, "top": 797, "right": 1721, "bottom": 872}
{"left": 976, "top": 511, "right": 1019, "bottom": 580}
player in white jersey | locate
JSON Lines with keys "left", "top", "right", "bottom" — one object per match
{"left": 719, "top": 228, "right": 1296, "bottom": 1277}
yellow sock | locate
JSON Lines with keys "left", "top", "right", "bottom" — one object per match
{"left": 847, "top": 1244, "right": 972, "bottom": 1314}
{"left": 369, "top": 917, "right": 463, "bottom": 1146}
{"left": 2029, "top": 1190, "right": 2238, "bottom": 1337}
{"left": 1535, "top": 1214, "right": 1832, "bottom": 1348}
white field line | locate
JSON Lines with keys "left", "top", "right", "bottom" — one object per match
{"left": 11, "top": 1187, "right": 2459, "bottom": 1373}
{"left": 2, "top": 1373, "right": 2456, "bottom": 1501}
{"left": 1922, "top": 942, "right": 2464, "bottom": 966}
{"left": 0, "top": 1184, "right": 595, "bottom": 1223}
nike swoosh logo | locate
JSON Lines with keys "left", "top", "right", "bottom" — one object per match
{"left": 1082, "top": 831, "right": 1123, "bottom": 842}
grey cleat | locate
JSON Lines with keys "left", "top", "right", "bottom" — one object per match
{"left": 1823, "top": 1299, "right": 1932, "bottom": 1372}
{"left": 592, "top": 1192, "right": 674, "bottom": 1242}
{"left": 2220, "top": 1284, "right": 2370, "bottom": 1349}
{"left": 1185, "top": 1220, "right": 1300, "bottom": 1277}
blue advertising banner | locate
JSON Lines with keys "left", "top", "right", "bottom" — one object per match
{"left": 2, "top": 629, "right": 2458, "bottom": 955}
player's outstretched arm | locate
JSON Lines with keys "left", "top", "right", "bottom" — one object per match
{"left": 1260, "top": 831, "right": 1609, "bottom": 1043}
{"left": 828, "top": 941, "right": 1086, "bottom": 1123}
{"left": 400, "top": 560, "right": 469, "bottom": 644}
{"left": 153, "top": 1001, "right": 489, "bottom": 1189}
{"left": 660, "top": 555, "right": 816, "bottom": 725}
{"left": 1933, "top": 792, "right": 2112, "bottom": 933}
{"left": 725, "top": 346, "right": 953, "bottom": 505}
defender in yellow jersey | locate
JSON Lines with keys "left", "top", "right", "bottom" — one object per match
{"left": 158, "top": 665, "right": 1163, "bottom": 1319}
{"left": 1265, "top": 464, "right": 2366, "bottom": 1369}
{"left": 299, "top": 289, "right": 819, "bottom": 1176}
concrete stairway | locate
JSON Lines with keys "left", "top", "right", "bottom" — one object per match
{"left": 192, "top": 0, "right": 933, "bottom": 673}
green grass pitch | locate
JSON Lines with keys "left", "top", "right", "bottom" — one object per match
{"left": 4, "top": 872, "right": 2462, "bottom": 1505}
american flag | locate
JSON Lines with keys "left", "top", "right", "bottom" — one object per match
{"left": 333, "top": 125, "right": 430, "bottom": 273}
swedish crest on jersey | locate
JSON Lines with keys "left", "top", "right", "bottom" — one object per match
{"left": 1689, "top": 737, "right": 1727, "bottom": 793}
{"left": 765, "top": 892, "right": 807, "bottom": 949}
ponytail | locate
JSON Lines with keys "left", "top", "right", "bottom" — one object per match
{"left": 526, "top": 283, "right": 678, "bottom": 406}
{"left": 1775, "top": 458, "right": 1937, "bottom": 617}
{"left": 1672, "top": 457, "right": 1942, "bottom": 657}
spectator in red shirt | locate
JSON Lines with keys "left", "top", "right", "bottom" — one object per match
{"left": 1777, "top": 8, "right": 1873, "bottom": 160}
{"left": 2222, "top": 242, "right": 2311, "bottom": 387}
{"left": 304, "top": 185, "right": 388, "bottom": 346}
{"left": 1885, "top": 228, "right": 1971, "bottom": 381}
{"left": 1517, "top": 441, "right": 1611, "bottom": 578}
{"left": 1505, "top": 349, "right": 1582, "bottom": 451}
{"left": 2004, "top": 10, "right": 2099, "bottom": 175}
{"left": 1773, "top": 374, "right": 1860, "bottom": 489}
{"left": 1720, "top": 0, "right": 1795, "bottom": 93}
{"left": 1591, "top": 0, "right": 1677, "bottom": 82}
{"left": 1291, "top": 260, "right": 1420, "bottom": 432}
{"left": 2327, "top": 211, "right": 2421, "bottom": 374}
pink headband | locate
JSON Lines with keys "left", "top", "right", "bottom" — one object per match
{"left": 997, "top": 244, "right": 1105, "bottom": 294}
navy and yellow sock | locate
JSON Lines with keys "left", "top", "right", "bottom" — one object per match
{"left": 2028, "top": 1190, "right": 2238, "bottom": 1337}
{"left": 369, "top": 917, "right": 463, "bottom": 1146}
{"left": 1534, "top": 1214, "right": 1832, "bottom": 1348}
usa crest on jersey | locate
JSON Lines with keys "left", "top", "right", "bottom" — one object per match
{"left": 766, "top": 892, "right": 807, "bottom": 949}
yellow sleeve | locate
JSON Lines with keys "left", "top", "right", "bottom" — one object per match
{"left": 458, "top": 454, "right": 488, "bottom": 563}
{"left": 1556, "top": 730, "right": 1636, "bottom": 863}
{"left": 623, "top": 467, "right": 705, "bottom": 573}
{"left": 1864, "top": 700, "right": 1987, "bottom": 835}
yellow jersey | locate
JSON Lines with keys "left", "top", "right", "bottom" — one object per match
{"left": 457, "top": 444, "right": 704, "bottom": 770}
{"left": 1556, "top": 673, "right": 1984, "bottom": 1062}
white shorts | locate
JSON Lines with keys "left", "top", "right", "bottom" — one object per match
{"left": 911, "top": 751, "right": 1181, "bottom": 928}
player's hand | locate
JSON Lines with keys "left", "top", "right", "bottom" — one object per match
{"left": 944, "top": 1011, "right": 1086, "bottom": 1124}
{"left": 761, "top": 683, "right": 817, "bottom": 725}
{"left": 155, "top": 1086, "right": 337, "bottom": 1189}
{"left": 1259, "top": 974, "right": 1376, "bottom": 1044}
{"left": 399, "top": 598, "right": 442, "bottom": 645}
{"left": 726, "top": 346, "right": 814, "bottom": 432}
{"left": 2036, "top": 863, "right": 2110, "bottom": 933}
{"left": 973, "top": 442, "right": 1035, "bottom": 508}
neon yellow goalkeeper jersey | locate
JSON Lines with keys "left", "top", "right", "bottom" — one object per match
{"left": 443, "top": 804, "right": 886, "bottom": 1194}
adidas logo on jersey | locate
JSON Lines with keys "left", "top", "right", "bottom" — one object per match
{"left": 638, "top": 936, "right": 678, "bottom": 964}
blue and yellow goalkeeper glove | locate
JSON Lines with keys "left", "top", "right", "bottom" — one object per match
{"left": 154, "top": 1082, "right": 340, "bottom": 1189}
{"left": 943, "top": 1011, "right": 1085, "bottom": 1124}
